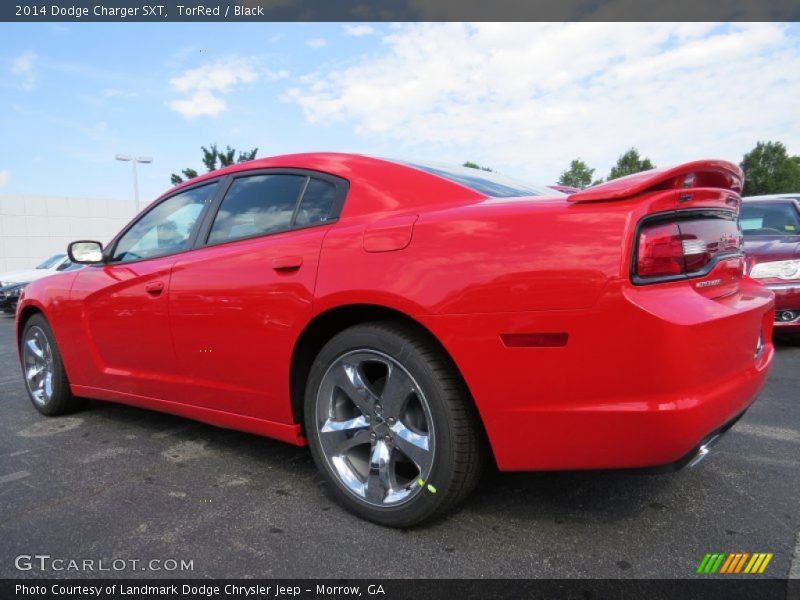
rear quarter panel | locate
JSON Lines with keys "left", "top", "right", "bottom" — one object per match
{"left": 315, "top": 198, "right": 630, "bottom": 316}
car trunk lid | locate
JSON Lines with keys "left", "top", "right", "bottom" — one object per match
{"left": 571, "top": 161, "right": 746, "bottom": 299}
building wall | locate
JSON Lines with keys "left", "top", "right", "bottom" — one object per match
{"left": 0, "top": 194, "right": 135, "bottom": 272}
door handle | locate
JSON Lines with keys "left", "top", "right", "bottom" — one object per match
{"left": 272, "top": 256, "right": 303, "bottom": 271}
{"left": 145, "top": 281, "right": 165, "bottom": 295}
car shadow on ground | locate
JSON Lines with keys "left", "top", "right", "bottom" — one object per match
{"left": 78, "top": 398, "right": 674, "bottom": 529}
{"left": 462, "top": 467, "right": 678, "bottom": 524}
{"left": 774, "top": 333, "right": 800, "bottom": 348}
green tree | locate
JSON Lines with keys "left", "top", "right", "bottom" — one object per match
{"left": 169, "top": 168, "right": 198, "bottom": 186}
{"left": 558, "top": 159, "right": 595, "bottom": 188}
{"left": 740, "top": 141, "right": 800, "bottom": 196}
{"left": 171, "top": 144, "right": 259, "bottom": 185}
{"left": 463, "top": 161, "right": 493, "bottom": 172}
{"left": 607, "top": 148, "right": 656, "bottom": 181}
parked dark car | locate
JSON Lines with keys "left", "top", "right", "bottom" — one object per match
{"left": 741, "top": 194, "right": 800, "bottom": 333}
{"left": 2, "top": 263, "right": 83, "bottom": 314}
{"left": 0, "top": 281, "right": 28, "bottom": 313}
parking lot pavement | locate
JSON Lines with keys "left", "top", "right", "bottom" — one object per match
{"left": 0, "top": 313, "right": 798, "bottom": 579}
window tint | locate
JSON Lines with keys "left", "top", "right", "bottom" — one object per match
{"left": 112, "top": 183, "right": 216, "bottom": 262}
{"left": 208, "top": 175, "right": 306, "bottom": 244}
{"left": 400, "top": 161, "right": 560, "bottom": 198}
{"left": 295, "top": 178, "right": 336, "bottom": 227}
{"left": 740, "top": 202, "right": 800, "bottom": 236}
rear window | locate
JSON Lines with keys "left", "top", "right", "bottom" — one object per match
{"left": 740, "top": 202, "right": 800, "bottom": 236}
{"left": 295, "top": 178, "right": 337, "bottom": 227}
{"left": 400, "top": 161, "right": 560, "bottom": 198}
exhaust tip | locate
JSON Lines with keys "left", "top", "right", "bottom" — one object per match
{"left": 687, "top": 434, "right": 722, "bottom": 468}
{"left": 754, "top": 330, "right": 765, "bottom": 361}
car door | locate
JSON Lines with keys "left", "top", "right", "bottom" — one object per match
{"left": 168, "top": 170, "right": 347, "bottom": 423}
{"left": 69, "top": 181, "right": 220, "bottom": 399}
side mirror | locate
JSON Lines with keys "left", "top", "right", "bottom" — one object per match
{"left": 68, "top": 240, "right": 104, "bottom": 264}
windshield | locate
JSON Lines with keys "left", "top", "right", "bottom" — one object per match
{"left": 400, "top": 160, "right": 561, "bottom": 198}
{"left": 740, "top": 202, "right": 800, "bottom": 236}
{"left": 35, "top": 254, "right": 66, "bottom": 269}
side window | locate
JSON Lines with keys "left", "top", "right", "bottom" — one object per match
{"left": 111, "top": 183, "right": 216, "bottom": 263}
{"left": 295, "top": 178, "right": 337, "bottom": 227}
{"left": 207, "top": 175, "right": 306, "bottom": 244}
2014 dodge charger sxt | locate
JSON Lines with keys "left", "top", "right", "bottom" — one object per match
{"left": 15, "top": 153, "right": 774, "bottom": 526}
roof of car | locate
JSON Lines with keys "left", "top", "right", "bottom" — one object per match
{"left": 158, "top": 152, "right": 562, "bottom": 217}
{"left": 174, "top": 153, "right": 419, "bottom": 183}
{"left": 167, "top": 153, "right": 421, "bottom": 193}
{"left": 158, "top": 153, "right": 493, "bottom": 217}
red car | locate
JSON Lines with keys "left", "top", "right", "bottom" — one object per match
{"left": 741, "top": 194, "right": 800, "bottom": 334}
{"left": 16, "top": 154, "right": 774, "bottom": 526}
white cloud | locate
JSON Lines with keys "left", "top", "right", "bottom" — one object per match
{"left": 0, "top": 170, "right": 10, "bottom": 187}
{"left": 167, "top": 57, "right": 258, "bottom": 118}
{"left": 171, "top": 57, "right": 258, "bottom": 93}
{"left": 286, "top": 23, "right": 800, "bottom": 182}
{"left": 169, "top": 91, "right": 227, "bottom": 118}
{"left": 306, "top": 38, "right": 328, "bottom": 49}
{"left": 344, "top": 25, "right": 376, "bottom": 37}
{"left": 10, "top": 51, "right": 37, "bottom": 90}
{"left": 265, "top": 69, "right": 290, "bottom": 82}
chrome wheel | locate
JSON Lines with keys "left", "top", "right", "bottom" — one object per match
{"left": 315, "top": 349, "right": 435, "bottom": 507}
{"left": 23, "top": 326, "right": 54, "bottom": 406}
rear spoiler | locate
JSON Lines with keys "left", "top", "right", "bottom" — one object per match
{"left": 567, "top": 160, "right": 743, "bottom": 203}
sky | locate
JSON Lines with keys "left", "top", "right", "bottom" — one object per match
{"left": 1, "top": 22, "right": 799, "bottom": 202}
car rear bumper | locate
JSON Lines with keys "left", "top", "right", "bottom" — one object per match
{"left": 423, "top": 278, "right": 774, "bottom": 471}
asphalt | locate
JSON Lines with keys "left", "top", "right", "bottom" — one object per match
{"left": 0, "top": 313, "right": 798, "bottom": 579}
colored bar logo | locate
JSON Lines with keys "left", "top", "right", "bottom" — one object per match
{"left": 696, "top": 552, "right": 773, "bottom": 574}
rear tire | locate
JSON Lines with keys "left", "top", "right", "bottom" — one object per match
{"left": 304, "top": 321, "right": 486, "bottom": 527}
{"left": 20, "top": 314, "right": 81, "bottom": 416}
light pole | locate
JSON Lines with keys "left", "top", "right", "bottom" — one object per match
{"left": 115, "top": 154, "right": 153, "bottom": 213}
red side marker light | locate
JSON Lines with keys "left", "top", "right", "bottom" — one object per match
{"left": 500, "top": 333, "right": 569, "bottom": 348}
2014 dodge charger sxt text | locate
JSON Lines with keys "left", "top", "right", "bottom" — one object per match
{"left": 15, "top": 153, "right": 774, "bottom": 526}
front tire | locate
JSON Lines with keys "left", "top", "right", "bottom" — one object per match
{"left": 304, "top": 322, "right": 485, "bottom": 527}
{"left": 20, "top": 314, "right": 81, "bottom": 416}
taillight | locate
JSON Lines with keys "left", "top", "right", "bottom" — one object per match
{"left": 637, "top": 223, "right": 685, "bottom": 278}
{"left": 635, "top": 216, "right": 742, "bottom": 282}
